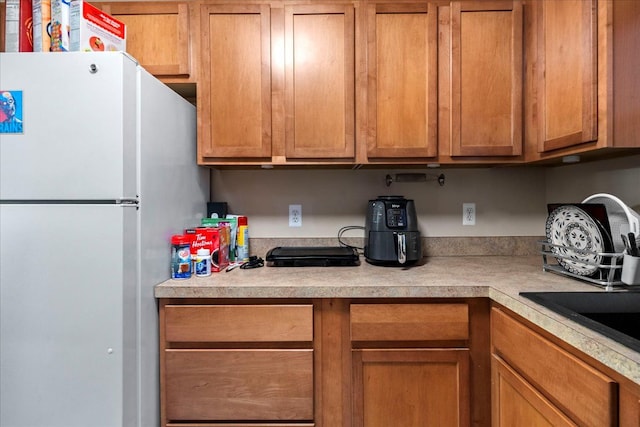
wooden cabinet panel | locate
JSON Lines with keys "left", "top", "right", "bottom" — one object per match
{"left": 164, "top": 304, "right": 313, "bottom": 343}
{"left": 492, "top": 355, "right": 577, "bottom": 427}
{"left": 619, "top": 384, "right": 640, "bottom": 427}
{"left": 450, "top": 0, "right": 523, "bottom": 157}
{"left": 352, "top": 349, "right": 470, "bottom": 427}
{"left": 284, "top": 4, "right": 355, "bottom": 159}
{"left": 198, "top": 4, "right": 272, "bottom": 160}
{"left": 350, "top": 303, "right": 469, "bottom": 342}
{"left": 492, "top": 307, "right": 616, "bottom": 426}
{"left": 166, "top": 423, "right": 314, "bottom": 427}
{"left": 366, "top": 2, "right": 437, "bottom": 159}
{"left": 96, "top": 2, "right": 193, "bottom": 78}
{"left": 165, "top": 349, "right": 313, "bottom": 421}
{"left": 536, "top": 0, "right": 597, "bottom": 153}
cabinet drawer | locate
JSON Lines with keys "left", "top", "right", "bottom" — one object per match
{"left": 350, "top": 303, "right": 469, "bottom": 342}
{"left": 492, "top": 307, "right": 616, "bottom": 427}
{"left": 164, "top": 304, "right": 313, "bottom": 343}
{"left": 165, "top": 349, "right": 314, "bottom": 421}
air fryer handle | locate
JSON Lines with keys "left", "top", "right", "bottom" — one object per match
{"left": 395, "top": 232, "right": 407, "bottom": 264}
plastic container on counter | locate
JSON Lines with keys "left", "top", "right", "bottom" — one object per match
{"left": 195, "top": 248, "right": 212, "bottom": 277}
{"left": 170, "top": 234, "right": 192, "bottom": 279}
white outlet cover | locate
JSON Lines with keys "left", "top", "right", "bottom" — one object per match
{"left": 289, "top": 204, "right": 302, "bottom": 227}
{"left": 463, "top": 203, "right": 476, "bottom": 226}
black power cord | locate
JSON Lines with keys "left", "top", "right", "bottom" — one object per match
{"left": 240, "top": 256, "right": 264, "bottom": 269}
{"left": 338, "top": 225, "right": 365, "bottom": 254}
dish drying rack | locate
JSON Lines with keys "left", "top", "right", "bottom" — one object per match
{"left": 539, "top": 240, "right": 625, "bottom": 290}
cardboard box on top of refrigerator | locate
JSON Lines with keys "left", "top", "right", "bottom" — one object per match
{"left": 3, "top": 0, "right": 33, "bottom": 52}
{"left": 69, "top": 0, "right": 126, "bottom": 52}
{"left": 50, "top": 0, "right": 71, "bottom": 51}
{"left": 185, "top": 226, "right": 230, "bottom": 272}
{"left": 32, "top": 0, "right": 51, "bottom": 52}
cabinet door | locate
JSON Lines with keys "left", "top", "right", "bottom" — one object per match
{"left": 198, "top": 4, "right": 272, "bottom": 160}
{"left": 366, "top": 3, "right": 437, "bottom": 159}
{"left": 450, "top": 0, "right": 523, "bottom": 157}
{"left": 492, "top": 355, "right": 577, "bottom": 427}
{"left": 492, "top": 307, "right": 616, "bottom": 427}
{"left": 536, "top": 0, "right": 597, "bottom": 152}
{"left": 96, "top": 2, "right": 193, "bottom": 78}
{"left": 352, "top": 349, "right": 470, "bottom": 427}
{"left": 284, "top": 4, "right": 355, "bottom": 159}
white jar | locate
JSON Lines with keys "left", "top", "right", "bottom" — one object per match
{"left": 195, "top": 248, "right": 212, "bottom": 277}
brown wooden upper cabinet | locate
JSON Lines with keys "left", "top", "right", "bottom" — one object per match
{"left": 449, "top": 0, "right": 523, "bottom": 158}
{"left": 191, "top": 0, "right": 640, "bottom": 166}
{"left": 95, "top": 2, "right": 195, "bottom": 81}
{"left": 284, "top": 4, "right": 356, "bottom": 161}
{"left": 525, "top": 0, "right": 640, "bottom": 161}
{"left": 198, "top": 4, "right": 272, "bottom": 161}
{"left": 535, "top": 0, "right": 597, "bottom": 154}
{"left": 197, "top": 2, "right": 355, "bottom": 165}
{"left": 366, "top": 2, "right": 438, "bottom": 161}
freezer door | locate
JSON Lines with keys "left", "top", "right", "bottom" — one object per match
{"left": 0, "top": 204, "right": 137, "bottom": 427}
{"left": 0, "top": 52, "right": 137, "bottom": 200}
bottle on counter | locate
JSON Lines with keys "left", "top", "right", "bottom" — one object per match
{"left": 195, "top": 248, "right": 212, "bottom": 277}
{"left": 236, "top": 216, "right": 249, "bottom": 262}
{"left": 171, "top": 234, "right": 192, "bottom": 279}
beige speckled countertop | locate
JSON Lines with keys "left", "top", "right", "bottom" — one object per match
{"left": 155, "top": 255, "right": 640, "bottom": 386}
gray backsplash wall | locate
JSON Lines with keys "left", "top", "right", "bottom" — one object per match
{"left": 210, "top": 154, "right": 640, "bottom": 240}
{"left": 545, "top": 154, "right": 640, "bottom": 212}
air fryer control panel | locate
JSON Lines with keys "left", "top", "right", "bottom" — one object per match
{"left": 386, "top": 206, "right": 406, "bottom": 228}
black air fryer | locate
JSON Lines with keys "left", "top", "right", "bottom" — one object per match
{"left": 364, "top": 196, "right": 422, "bottom": 266}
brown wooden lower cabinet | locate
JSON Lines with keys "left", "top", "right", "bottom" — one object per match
{"left": 159, "top": 300, "right": 315, "bottom": 426}
{"left": 159, "top": 299, "right": 640, "bottom": 426}
{"left": 491, "top": 305, "right": 640, "bottom": 427}
{"left": 353, "top": 349, "right": 470, "bottom": 426}
{"left": 160, "top": 298, "right": 487, "bottom": 426}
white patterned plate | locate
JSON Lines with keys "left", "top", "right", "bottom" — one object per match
{"left": 545, "top": 205, "right": 606, "bottom": 276}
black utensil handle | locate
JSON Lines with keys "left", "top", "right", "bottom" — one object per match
{"left": 628, "top": 232, "right": 639, "bottom": 257}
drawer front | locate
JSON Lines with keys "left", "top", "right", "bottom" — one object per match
{"left": 165, "top": 349, "right": 314, "bottom": 421}
{"left": 164, "top": 304, "right": 313, "bottom": 343}
{"left": 350, "top": 303, "right": 469, "bottom": 342}
{"left": 491, "top": 307, "right": 616, "bottom": 427}
{"left": 166, "top": 424, "right": 315, "bottom": 427}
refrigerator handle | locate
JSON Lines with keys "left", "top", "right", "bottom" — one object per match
{"left": 118, "top": 198, "right": 139, "bottom": 208}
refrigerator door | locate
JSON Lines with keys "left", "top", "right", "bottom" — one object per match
{"left": 0, "top": 52, "right": 137, "bottom": 200}
{"left": 0, "top": 203, "right": 137, "bottom": 427}
{"left": 135, "top": 68, "right": 209, "bottom": 427}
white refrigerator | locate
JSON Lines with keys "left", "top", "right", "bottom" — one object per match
{"left": 0, "top": 52, "right": 209, "bottom": 427}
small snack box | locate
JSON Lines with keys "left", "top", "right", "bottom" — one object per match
{"left": 69, "top": 0, "right": 126, "bottom": 52}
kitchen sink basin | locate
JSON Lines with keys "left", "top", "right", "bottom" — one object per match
{"left": 519, "top": 291, "right": 640, "bottom": 353}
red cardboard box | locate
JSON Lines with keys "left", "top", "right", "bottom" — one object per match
{"left": 185, "top": 226, "right": 229, "bottom": 272}
{"left": 69, "top": 0, "right": 126, "bottom": 52}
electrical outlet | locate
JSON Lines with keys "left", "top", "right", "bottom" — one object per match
{"left": 463, "top": 203, "right": 476, "bottom": 226}
{"left": 289, "top": 204, "right": 302, "bottom": 227}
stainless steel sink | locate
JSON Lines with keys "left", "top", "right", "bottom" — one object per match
{"left": 519, "top": 291, "right": 640, "bottom": 353}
